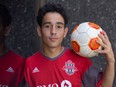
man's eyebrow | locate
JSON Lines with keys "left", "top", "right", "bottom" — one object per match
{"left": 42, "top": 22, "right": 64, "bottom": 25}
{"left": 42, "top": 22, "right": 51, "bottom": 25}
{"left": 56, "top": 22, "right": 64, "bottom": 25}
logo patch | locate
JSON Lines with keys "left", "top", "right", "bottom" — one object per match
{"left": 32, "top": 67, "right": 39, "bottom": 73}
{"left": 36, "top": 80, "right": 72, "bottom": 87}
{"left": 6, "top": 67, "right": 14, "bottom": 73}
{"left": 62, "top": 60, "right": 78, "bottom": 75}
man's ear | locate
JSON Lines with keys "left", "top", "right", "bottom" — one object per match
{"left": 64, "top": 27, "right": 68, "bottom": 38}
{"left": 37, "top": 26, "right": 42, "bottom": 37}
{"left": 5, "top": 25, "right": 11, "bottom": 36}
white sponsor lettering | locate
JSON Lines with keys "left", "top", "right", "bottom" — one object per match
{"left": 36, "top": 80, "right": 72, "bottom": 87}
{"left": 0, "top": 84, "right": 8, "bottom": 87}
{"left": 61, "top": 80, "right": 72, "bottom": 87}
{"left": 37, "top": 83, "right": 58, "bottom": 87}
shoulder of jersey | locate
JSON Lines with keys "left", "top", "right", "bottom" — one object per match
{"left": 66, "top": 48, "right": 91, "bottom": 63}
{"left": 26, "top": 51, "right": 40, "bottom": 62}
{"left": 8, "top": 50, "right": 24, "bottom": 62}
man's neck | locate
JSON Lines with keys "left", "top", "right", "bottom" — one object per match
{"left": 42, "top": 46, "right": 64, "bottom": 58}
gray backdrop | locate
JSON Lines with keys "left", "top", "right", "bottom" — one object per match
{"left": 0, "top": 0, "right": 116, "bottom": 86}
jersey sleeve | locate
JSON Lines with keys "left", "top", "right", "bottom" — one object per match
{"left": 82, "top": 63, "right": 102, "bottom": 87}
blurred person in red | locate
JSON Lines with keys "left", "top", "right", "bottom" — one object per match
{"left": 0, "top": 4, "right": 25, "bottom": 87}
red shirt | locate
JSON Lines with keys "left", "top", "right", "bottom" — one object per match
{"left": 0, "top": 50, "right": 25, "bottom": 87}
{"left": 25, "top": 48, "right": 102, "bottom": 87}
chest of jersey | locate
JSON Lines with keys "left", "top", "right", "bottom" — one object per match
{"left": 28, "top": 58, "right": 83, "bottom": 87}
{"left": 0, "top": 51, "right": 24, "bottom": 87}
{"left": 0, "top": 65, "right": 16, "bottom": 86}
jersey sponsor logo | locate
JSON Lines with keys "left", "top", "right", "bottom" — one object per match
{"left": 6, "top": 67, "right": 14, "bottom": 73}
{"left": 0, "top": 84, "right": 8, "bottom": 87}
{"left": 36, "top": 80, "right": 72, "bottom": 87}
{"left": 37, "top": 83, "right": 58, "bottom": 87}
{"left": 61, "top": 80, "right": 72, "bottom": 87}
{"left": 32, "top": 67, "right": 39, "bottom": 73}
{"left": 62, "top": 60, "right": 78, "bottom": 75}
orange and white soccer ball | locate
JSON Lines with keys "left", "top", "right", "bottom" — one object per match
{"left": 71, "top": 22, "right": 103, "bottom": 58}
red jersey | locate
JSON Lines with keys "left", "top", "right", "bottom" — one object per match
{"left": 24, "top": 48, "right": 102, "bottom": 87}
{"left": 0, "top": 50, "right": 25, "bottom": 87}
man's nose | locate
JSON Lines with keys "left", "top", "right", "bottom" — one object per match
{"left": 51, "top": 26, "right": 56, "bottom": 35}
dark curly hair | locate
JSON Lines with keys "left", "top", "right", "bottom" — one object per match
{"left": 37, "top": 2, "right": 68, "bottom": 28}
{"left": 0, "top": 4, "right": 12, "bottom": 27}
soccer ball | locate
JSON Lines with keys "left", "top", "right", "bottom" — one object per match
{"left": 71, "top": 22, "right": 103, "bottom": 58}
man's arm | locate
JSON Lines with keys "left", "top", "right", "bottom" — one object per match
{"left": 96, "top": 31, "right": 115, "bottom": 87}
{"left": 101, "top": 61, "right": 115, "bottom": 87}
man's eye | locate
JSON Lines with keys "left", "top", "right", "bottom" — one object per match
{"left": 44, "top": 25, "right": 50, "bottom": 28}
{"left": 57, "top": 26, "right": 62, "bottom": 28}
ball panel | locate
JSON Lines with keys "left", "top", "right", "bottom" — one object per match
{"left": 89, "top": 37, "right": 101, "bottom": 50}
{"left": 88, "top": 22, "right": 100, "bottom": 29}
{"left": 77, "top": 22, "right": 89, "bottom": 33}
{"left": 71, "top": 30, "right": 79, "bottom": 41}
{"left": 71, "top": 41, "right": 80, "bottom": 52}
{"left": 79, "top": 46, "right": 92, "bottom": 57}
{"left": 87, "top": 27, "right": 98, "bottom": 38}
{"left": 77, "top": 33, "right": 90, "bottom": 46}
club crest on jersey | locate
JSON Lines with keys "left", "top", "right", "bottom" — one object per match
{"left": 62, "top": 60, "right": 78, "bottom": 75}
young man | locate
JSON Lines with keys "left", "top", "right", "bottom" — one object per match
{"left": 0, "top": 4, "right": 25, "bottom": 87}
{"left": 24, "top": 2, "right": 115, "bottom": 87}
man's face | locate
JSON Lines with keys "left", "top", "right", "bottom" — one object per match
{"left": 0, "top": 16, "right": 5, "bottom": 43}
{"left": 38, "top": 12, "right": 68, "bottom": 49}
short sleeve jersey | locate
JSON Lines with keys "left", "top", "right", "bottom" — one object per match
{"left": 24, "top": 48, "right": 102, "bottom": 87}
{"left": 0, "top": 50, "right": 25, "bottom": 87}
